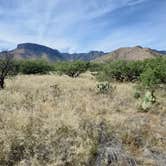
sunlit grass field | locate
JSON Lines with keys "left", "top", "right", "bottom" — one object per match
{"left": 0, "top": 73, "right": 165, "bottom": 166}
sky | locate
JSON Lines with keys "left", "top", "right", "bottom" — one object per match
{"left": 0, "top": 0, "right": 166, "bottom": 53}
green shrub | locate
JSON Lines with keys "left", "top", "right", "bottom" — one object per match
{"left": 126, "top": 61, "right": 145, "bottom": 81}
{"left": 105, "top": 61, "right": 128, "bottom": 81}
{"left": 54, "top": 61, "right": 90, "bottom": 77}
{"left": 140, "top": 58, "right": 166, "bottom": 87}
{"left": 140, "top": 68, "right": 160, "bottom": 88}
{"left": 88, "top": 63, "right": 104, "bottom": 72}
{"left": 20, "top": 59, "right": 53, "bottom": 74}
{"left": 97, "top": 57, "right": 166, "bottom": 88}
{"left": 97, "top": 60, "right": 145, "bottom": 82}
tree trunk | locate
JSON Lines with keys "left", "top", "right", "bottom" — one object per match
{"left": 0, "top": 78, "right": 4, "bottom": 89}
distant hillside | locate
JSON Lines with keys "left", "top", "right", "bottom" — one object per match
{"left": 2, "top": 43, "right": 105, "bottom": 61}
{"left": 1, "top": 43, "right": 165, "bottom": 62}
{"left": 154, "top": 50, "right": 166, "bottom": 55}
{"left": 63, "top": 51, "right": 106, "bottom": 61}
{"left": 95, "top": 46, "right": 164, "bottom": 63}
{"left": 10, "top": 43, "right": 63, "bottom": 61}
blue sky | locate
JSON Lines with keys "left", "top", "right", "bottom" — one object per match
{"left": 0, "top": 0, "right": 166, "bottom": 52}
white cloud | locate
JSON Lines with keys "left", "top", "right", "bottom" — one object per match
{"left": 127, "top": 0, "right": 147, "bottom": 6}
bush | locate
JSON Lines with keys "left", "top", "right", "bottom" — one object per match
{"left": 54, "top": 61, "right": 90, "bottom": 77}
{"left": 97, "top": 57, "right": 166, "bottom": 88}
{"left": 97, "top": 60, "right": 145, "bottom": 82}
{"left": 140, "top": 68, "right": 160, "bottom": 88}
{"left": 88, "top": 62, "right": 104, "bottom": 72}
{"left": 20, "top": 59, "right": 53, "bottom": 74}
{"left": 140, "top": 58, "right": 166, "bottom": 87}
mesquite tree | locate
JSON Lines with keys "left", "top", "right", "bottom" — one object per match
{"left": 0, "top": 51, "right": 15, "bottom": 89}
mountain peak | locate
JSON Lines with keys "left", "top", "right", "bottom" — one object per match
{"left": 11, "top": 43, "right": 62, "bottom": 60}
{"left": 17, "top": 43, "right": 59, "bottom": 52}
{"left": 95, "top": 46, "right": 164, "bottom": 62}
{"left": 134, "top": 45, "right": 143, "bottom": 49}
{"left": 17, "top": 43, "right": 43, "bottom": 49}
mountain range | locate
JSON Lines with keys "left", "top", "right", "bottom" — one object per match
{"left": 8, "top": 43, "right": 106, "bottom": 61}
{"left": 0, "top": 43, "right": 165, "bottom": 62}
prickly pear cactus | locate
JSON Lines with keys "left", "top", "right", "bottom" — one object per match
{"left": 141, "top": 90, "right": 156, "bottom": 111}
{"left": 97, "top": 82, "right": 112, "bottom": 94}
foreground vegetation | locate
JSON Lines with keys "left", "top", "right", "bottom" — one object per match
{"left": 0, "top": 55, "right": 166, "bottom": 165}
{"left": 0, "top": 74, "right": 165, "bottom": 165}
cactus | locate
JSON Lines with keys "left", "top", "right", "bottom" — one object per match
{"left": 97, "top": 82, "right": 112, "bottom": 94}
{"left": 141, "top": 90, "right": 156, "bottom": 111}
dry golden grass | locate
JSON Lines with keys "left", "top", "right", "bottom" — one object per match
{"left": 0, "top": 73, "right": 165, "bottom": 165}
